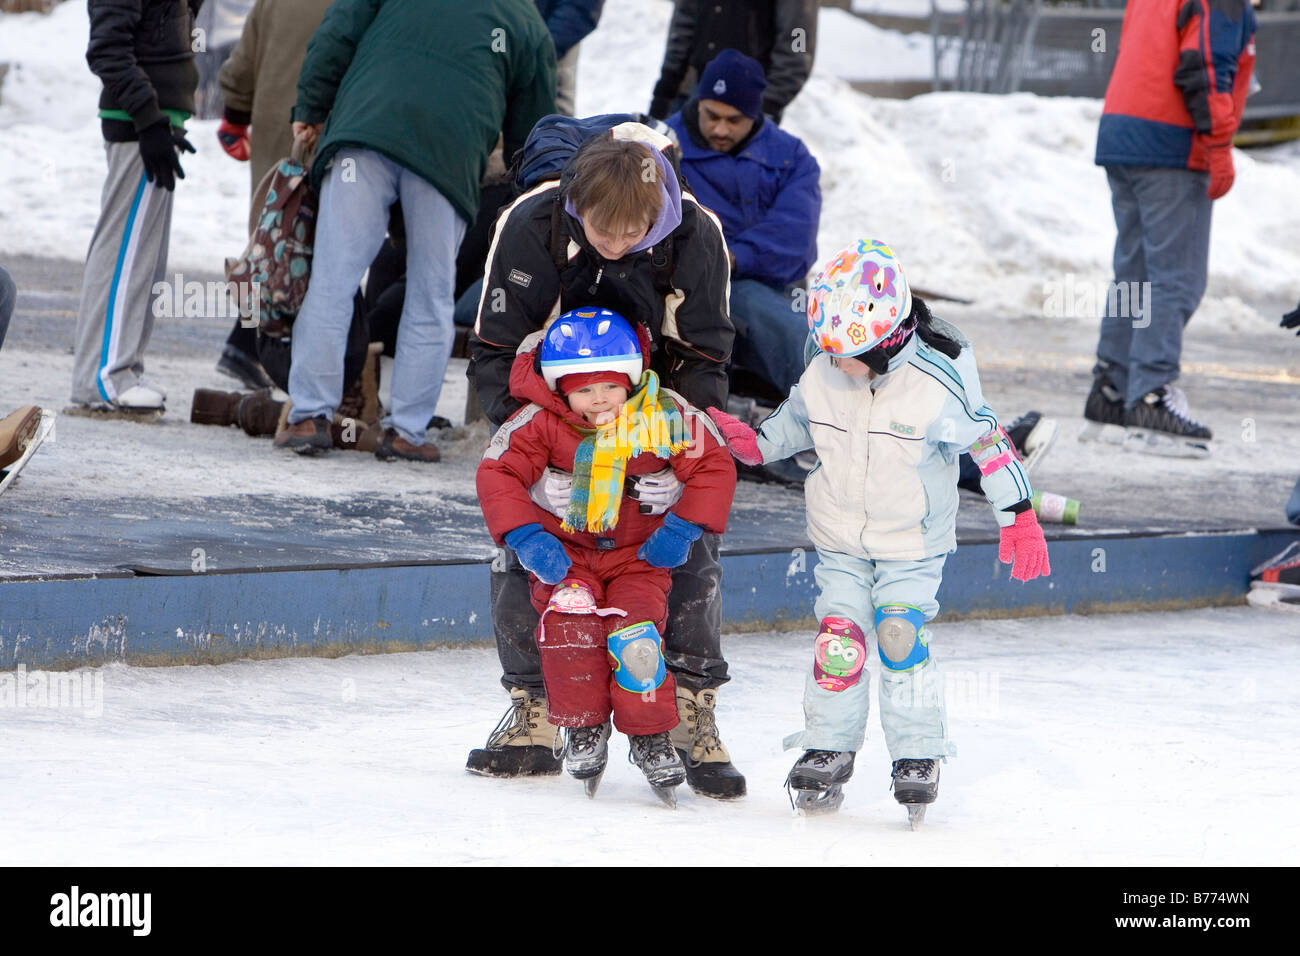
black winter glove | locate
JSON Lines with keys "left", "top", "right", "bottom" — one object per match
{"left": 1282, "top": 302, "right": 1300, "bottom": 335}
{"left": 138, "top": 120, "right": 194, "bottom": 191}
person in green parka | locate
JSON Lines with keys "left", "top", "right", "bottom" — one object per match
{"left": 274, "top": 0, "right": 556, "bottom": 461}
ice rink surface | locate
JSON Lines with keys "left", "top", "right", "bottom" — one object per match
{"left": 1, "top": 606, "right": 1294, "bottom": 866}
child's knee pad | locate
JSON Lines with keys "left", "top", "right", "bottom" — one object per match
{"left": 607, "top": 621, "right": 667, "bottom": 694}
{"left": 813, "top": 616, "right": 868, "bottom": 692}
{"left": 875, "top": 604, "right": 929, "bottom": 672}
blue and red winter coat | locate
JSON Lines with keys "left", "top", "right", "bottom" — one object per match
{"left": 1095, "top": 0, "right": 1256, "bottom": 171}
{"left": 668, "top": 102, "right": 821, "bottom": 289}
{"left": 476, "top": 329, "right": 737, "bottom": 552}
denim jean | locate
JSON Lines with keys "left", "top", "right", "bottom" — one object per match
{"left": 288, "top": 148, "right": 466, "bottom": 445}
{"left": 1093, "top": 165, "right": 1213, "bottom": 406}
{"left": 728, "top": 278, "right": 810, "bottom": 398}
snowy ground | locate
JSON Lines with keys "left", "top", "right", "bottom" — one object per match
{"left": 1, "top": 606, "right": 1295, "bottom": 866}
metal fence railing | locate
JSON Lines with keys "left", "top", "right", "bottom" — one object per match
{"left": 931, "top": 1, "right": 1300, "bottom": 122}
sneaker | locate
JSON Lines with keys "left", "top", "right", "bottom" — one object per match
{"left": 114, "top": 382, "right": 166, "bottom": 410}
{"left": 891, "top": 758, "right": 940, "bottom": 805}
{"left": 668, "top": 686, "right": 746, "bottom": 798}
{"left": 1123, "top": 385, "right": 1212, "bottom": 457}
{"left": 465, "top": 688, "right": 562, "bottom": 777}
{"left": 273, "top": 416, "right": 332, "bottom": 455}
{"left": 217, "top": 344, "right": 276, "bottom": 390}
{"left": 628, "top": 732, "right": 687, "bottom": 789}
{"left": 374, "top": 427, "right": 440, "bottom": 462}
{"left": 1079, "top": 375, "right": 1125, "bottom": 444}
{"left": 1250, "top": 541, "right": 1300, "bottom": 596}
{"left": 562, "top": 721, "right": 611, "bottom": 780}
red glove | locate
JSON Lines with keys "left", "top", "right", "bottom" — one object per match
{"left": 998, "top": 509, "right": 1050, "bottom": 582}
{"left": 1206, "top": 143, "right": 1235, "bottom": 200}
{"left": 217, "top": 119, "right": 250, "bottom": 161}
{"left": 706, "top": 407, "right": 763, "bottom": 465}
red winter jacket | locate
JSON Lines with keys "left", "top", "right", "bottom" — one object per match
{"left": 476, "top": 331, "right": 737, "bottom": 552}
{"left": 1095, "top": 0, "right": 1256, "bottom": 171}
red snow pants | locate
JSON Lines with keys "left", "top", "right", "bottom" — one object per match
{"left": 529, "top": 543, "right": 678, "bottom": 736}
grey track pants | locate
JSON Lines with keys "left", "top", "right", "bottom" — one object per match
{"left": 70, "top": 141, "right": 174, "bottom": 405}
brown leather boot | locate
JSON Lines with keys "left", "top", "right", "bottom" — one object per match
{"left": 190, "top": 388, "right": 243, "bottom": 427}
{"left": 374, "top": 427, "right": 441, "bottom": 462}
{"left": 236, "top": 389, "right": 286, "bottom": 437}
{"left": 273, "top": 416, "right": 332, "bottom": 455}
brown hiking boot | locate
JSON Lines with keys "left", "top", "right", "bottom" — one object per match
{"left": 669, "top": 686, "right": 747, "bottom": 799}
{"left": 273, "top": 416, "right": 332, "bottom": 455}
{"left": 0, "top": 405, "right": 42, "bottom": 470}
{"left": 374, "top": 427, "right": 440, "bottom": 462}
{"left": 237, "top": 389, "right": 286, "bottom": 437}
{"left": 190, "top": 388, "right": 243, "bottom": 427}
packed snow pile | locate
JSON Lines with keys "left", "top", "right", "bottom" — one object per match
{"left": 1, "top": 0, "right": 1298, "bottom": 325}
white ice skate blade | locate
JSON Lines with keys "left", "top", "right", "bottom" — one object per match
{"left": 1077, "top": 421, "right": 1127, "bottom": 445}
{"left": 0, "top": 410, "right": 55, "bottom": 498}
{"left": 582, "top": 771, "right": 605, "bottom": 799}
{"left": 1122, "top": 429, "right": 1211, "bottom": 459}
{"left": 651, "top": 785, "right": 678, "bottom": 809}
{"left": 791, "top": 785, "right": 844, "bottom": 815}
{"left": 906, "top": 805, "right": 928, "bottom": 830}
{"left": 1246, "top": 586, "right": 1300, "bottom": 613}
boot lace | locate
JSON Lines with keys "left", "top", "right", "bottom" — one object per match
{"left": 485, "top": 694, "right": 542, "bottom": 749}
{"left": 892, "top": 758, "right": 935, "bottom": 785}
{"left": 562, "top": 724, "right": 606, "bottom": 759}
{"left": 802, "top": 749, "right": 842, "bottom": 769}
{"left": 680, "top": 695, "right": 722, "bottom": 766}
{"left": 629, "top": 733, "right": 675, "bottom": 768}
{"left": 1159, "top": 386, "right": 1207, "bottom": 430}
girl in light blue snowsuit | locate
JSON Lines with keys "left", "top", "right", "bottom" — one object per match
{"left": 709, "top": 239, "right": 1051, "bottom": 820}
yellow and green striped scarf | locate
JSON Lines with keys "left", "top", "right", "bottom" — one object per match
{"left": 562, "top": 370, "right": 692, "bottom": 534}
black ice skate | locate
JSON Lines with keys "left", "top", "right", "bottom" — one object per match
{"left": 785, "top": 750, "right": 855, "bottom": 814}
{"left": 1123, "top": 385, "right": 1212, "bottom": 458}
{"left": 1078, "top": 375, "right": 1126, "bottom": 445}
{"left": 561, "top": 721, "right": 611, "bottom": 798}
{"left": 891, "top": 758, "right": 939, "bottom": 830}
{"left": 628, "top": 732, "right": 686, "bottom": 808}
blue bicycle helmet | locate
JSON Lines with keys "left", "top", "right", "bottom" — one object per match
{"left": 540, "top": 308, "right": 644, "bottom": 391}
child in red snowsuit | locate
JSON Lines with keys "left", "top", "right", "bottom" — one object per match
{"left": 476, "top": 308, "right": 736, "bottom": 802}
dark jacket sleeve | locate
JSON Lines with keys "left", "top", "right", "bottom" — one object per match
{"left": 469, "top": 198, "right": 565, "bottom": 428}
{"left": 502, "top": 19, "right": 558, "bottom": 159}
{"left": 650, "top": 0, "right": 697, "bottom": 113}
{"left": 763, "top": 0, "right": 817, "bottom": 119}
{"left": 291, "top": 0, "right": 386, "bottom": 124}
{"left": 660, "top": 200, "right": 734, "bottom": 412}
{"left": 728, "top": 140, "right": 821, "bottom": 287}
{"left": 544, "top": 0, "right": 605, "bottom": 59}
{"left": 86, "top": 0, "right": 165, "bottom": 132}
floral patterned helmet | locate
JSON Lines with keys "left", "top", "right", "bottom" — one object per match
{"left": 807, "top": 239, "right": 913, "bottom": 358}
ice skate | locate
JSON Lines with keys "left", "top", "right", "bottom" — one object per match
{"left": 1078, "top": 375, "right": 1126, "bottom": 445}
{"left": 1122, "top": 385, "right": 1211, "bottom": 459}
{"left": 1005, "top": 410, "right": 1058, "bottom": 473}
{"left": 465, "top": 688, "right": 562, "bottom": 777}
{"left": 561, "top": 721, "right": 611, "bottom": 797}
{"left": 785, "top": 749, "right": 855, "bottom": 815}
{"left": 628, "top": 732, "right": 686, "bottom": 807}
{"left": 891, "top": 758, "right": 939, "bottom": 830}
{"left": 1247, "top": 542, "right": 1300, "bottom": 612}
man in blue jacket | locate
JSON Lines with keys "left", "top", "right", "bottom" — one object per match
{"left": 667, "top": 49, "right": 821, "bottom": 404}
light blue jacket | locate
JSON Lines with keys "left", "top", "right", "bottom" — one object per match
{"left": 756, "top": 334, "right": 1031, "bottom": 561}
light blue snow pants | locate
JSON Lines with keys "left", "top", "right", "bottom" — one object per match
{"left": 784, "top": 550, "right": 955, "bottom": 762}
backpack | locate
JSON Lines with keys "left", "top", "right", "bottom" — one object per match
{"left": 228, "top": 137, "right": 317, "bottom": 339}
{"left": 508, "top": 113, "right": 687, "bottom": 298}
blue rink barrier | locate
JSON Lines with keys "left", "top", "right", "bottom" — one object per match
{"left": 1, "top": 529, "right": 1295, "bottom": 669}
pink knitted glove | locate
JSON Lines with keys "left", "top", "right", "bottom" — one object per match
{"left": 706, "top": 407, "right": 763, "bottom": 465}
{"left": 999, "top": 509, "right": 1051, "bottom": 582}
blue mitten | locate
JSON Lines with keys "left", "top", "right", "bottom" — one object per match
{"left": 637, "top": 512, "right": 704, "bottom": 569}
{"left": 504, "top": 523, "right": 572, "bottom": 585}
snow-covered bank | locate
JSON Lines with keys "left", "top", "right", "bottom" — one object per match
{"left": 3, "top": 0, "right": 1297, "bottom": 327}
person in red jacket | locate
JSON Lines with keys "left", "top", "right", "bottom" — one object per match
{"left": 476, "top": 308, "right": 737, "bottom": 805}
{"left": 1084, "top": 0, "right": 1256, "bottom": 458}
